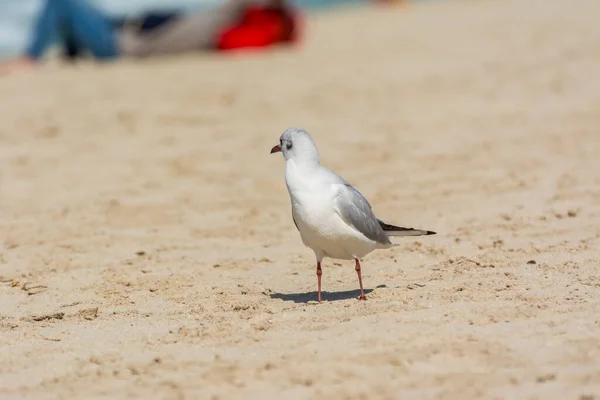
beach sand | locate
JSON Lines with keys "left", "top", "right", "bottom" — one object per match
{"left": 1, "top": 0, "right": 600, "bottom": 398}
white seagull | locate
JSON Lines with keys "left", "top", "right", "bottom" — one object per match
{"left": 270, "top": 128, "right": 436, "bottom": 302}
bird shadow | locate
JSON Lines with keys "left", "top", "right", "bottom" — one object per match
{"left": 269, "top": 287, "right": 379, "bottom": 303}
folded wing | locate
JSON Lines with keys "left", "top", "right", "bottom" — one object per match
{"left": 333, "top": 183, "right": 392, "bottom": 245}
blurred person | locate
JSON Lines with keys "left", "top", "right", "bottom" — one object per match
{"left": 0, "top": 0, "right": 300, "bottom": 74}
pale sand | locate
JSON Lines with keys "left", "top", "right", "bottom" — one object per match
{"left": 1, "top": 0, "right": 600, "bottom": 398}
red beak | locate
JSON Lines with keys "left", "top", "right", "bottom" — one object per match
{"left": 270, "top": 144, "right": 281, "bottom": 154}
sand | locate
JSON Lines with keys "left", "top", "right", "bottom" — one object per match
{"left": 1, "top": 0, "right": 600, "bottom": 398}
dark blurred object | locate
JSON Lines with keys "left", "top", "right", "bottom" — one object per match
{"left": 137, "top": 12, "right": 181, "bottom": 32}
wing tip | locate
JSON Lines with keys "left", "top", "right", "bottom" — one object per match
{"left": 425, "top": 230, "right": 437, "bottom": 235}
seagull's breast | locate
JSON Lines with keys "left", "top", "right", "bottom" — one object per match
{"left": 285, "top": 161, "right": 377, "bottom": 260}
{"left": 286, "top": 162, "right": 338, "bottom": 233}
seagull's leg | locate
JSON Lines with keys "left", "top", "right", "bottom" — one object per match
{"left": 316, "top": 261, "right": 323, "bottom": 303}
{"left": 354, "top": 258, "right": 367, "bottom": 301}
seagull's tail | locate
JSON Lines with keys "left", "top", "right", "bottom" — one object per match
{"left": 378, "top": 219, "right": 436, "bottom": 237}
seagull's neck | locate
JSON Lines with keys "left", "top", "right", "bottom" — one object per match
{"left": 289, "top": 155, "right": 320, "bottom": 171}
{"left": 285, "top": 157, "right": 321, "bottom": 194}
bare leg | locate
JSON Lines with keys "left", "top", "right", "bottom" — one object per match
{"left": 316, "top": 261, "right": 323, "bottom": 303}
{"left": 355, "top": 258, "right": 367, "bottom": 301}
{"left": 0, "top": 57, "right": 35, "bottom": 76}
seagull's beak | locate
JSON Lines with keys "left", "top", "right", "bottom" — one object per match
{"left": 270, "top": 144, "right": 281, "bottom": 154}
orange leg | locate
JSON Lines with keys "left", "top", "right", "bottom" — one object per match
{"left": 316, "top": 261, "right": 323, "bottom": 303}
{"left": 355, "top": 258, "right": 367, "bottom": 301}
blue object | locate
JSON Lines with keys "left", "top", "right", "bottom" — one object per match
{"left": 26, "top": 0, "right": 118, "bottom": 60}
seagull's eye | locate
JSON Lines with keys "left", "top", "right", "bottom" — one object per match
{"left": 286, "top": 142, "right": 293, "bottom": 151}
{"left": 280, "top": 138, "right": 283, "bottom": 145}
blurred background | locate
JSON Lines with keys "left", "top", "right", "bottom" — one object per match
{"left": 1, "top": 0, "right": 600, "bottom": 398}
{"left": 0, "top": 0, "right": 373, "bottom": 60}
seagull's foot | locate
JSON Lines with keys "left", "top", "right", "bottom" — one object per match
{"left": 354, "top": 259, "right": 367, "bottom": 301}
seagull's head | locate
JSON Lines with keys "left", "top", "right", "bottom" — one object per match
{"left": 270, "top": 128, "right": 319, "bottom": 163}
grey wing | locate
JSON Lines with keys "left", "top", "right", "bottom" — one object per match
{"left": 333, "top": 183, "right": 392, "bottom": 245}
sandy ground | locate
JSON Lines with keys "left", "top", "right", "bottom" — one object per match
{"left": 1, "top": 0, "right": 600, "bottom": 398}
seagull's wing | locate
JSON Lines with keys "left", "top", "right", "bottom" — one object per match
{"left": 333, "top": 183, "right": 392, "bottom": 245}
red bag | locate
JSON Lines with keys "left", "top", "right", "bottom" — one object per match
{"left": 217, "top": 6, "right": 301, "bottom": 51}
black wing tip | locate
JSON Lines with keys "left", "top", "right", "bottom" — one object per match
{"left": 379, "top": 220, "right": 437, "bottom": 236}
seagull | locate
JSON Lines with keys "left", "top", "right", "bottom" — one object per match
{"left": 270, "top": 128, "right": 436, "bottom": 303}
